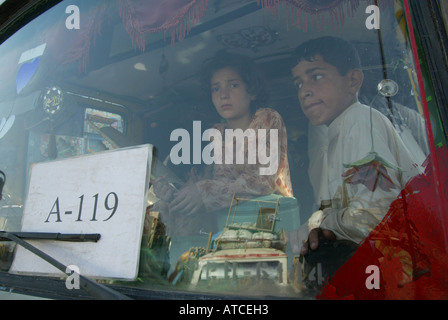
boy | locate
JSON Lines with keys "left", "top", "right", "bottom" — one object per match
{"left": 290, "top": 36, "right": 422, "bottom": 260}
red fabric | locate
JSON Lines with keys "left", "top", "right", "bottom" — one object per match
{"left": 48, "top": 0, "right": 208, "bottom": 70}
{"left": 317, "top": 146, "right": 448, "bottom": 300}
{"left": 47, "top": 3, "right": 108, "bottom": 70}
{"left": 256, "top": 0, "right": 361, "bottom": 31}
{"left": 268, "top": 0, "right": 358, "bottom": 12}
{"left": 117, "top": 0, "right": 208, "bottom": 50}
{"left": 50, "top": 0, "right": 369, "bottom": 68}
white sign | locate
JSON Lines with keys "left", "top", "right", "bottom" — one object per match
{"left": 10, "top": 144, "right": 153, "bottom": 281}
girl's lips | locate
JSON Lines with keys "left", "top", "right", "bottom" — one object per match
{"left": 221, "top": 104, "right": 232, "bottom": 109}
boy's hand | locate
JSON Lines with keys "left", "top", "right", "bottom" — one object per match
{"left": 301, "top": 228, "right": 336, "bottom": 255}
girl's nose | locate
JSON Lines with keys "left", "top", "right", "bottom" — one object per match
{"left": 220, "top": 85, "right": 230, "bottom": 99}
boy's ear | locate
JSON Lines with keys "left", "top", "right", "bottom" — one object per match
{"left": 348, "top": 69, "right": 364, "bottom": 94}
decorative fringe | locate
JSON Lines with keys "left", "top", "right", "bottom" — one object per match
{"left": 256, "top": 0, "right": 361, "bottom": 32}
{"left": 57, "top": 3, "right": 108, "bottom": 72}
{"left": 58, "top": 0, "right": 396, "bottom": 71}
{"left": 117, "top": 0, "right": 208, "bottom": 52}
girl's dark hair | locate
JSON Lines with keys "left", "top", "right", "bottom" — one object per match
{"left": 291, "top": 36, "right": 362, "bottom": 76}
{"left": 200, "top": 50, "right": 269, "bottom": 112}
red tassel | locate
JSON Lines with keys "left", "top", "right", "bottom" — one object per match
{"left": 117, "top": 0, "right": 209, "bottom": 51}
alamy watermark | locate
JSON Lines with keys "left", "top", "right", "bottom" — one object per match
{"left": 65, "top": 4, "right": 380, "bottom": 31}
{"left": 65, "top": 265, "right": 80, "bottom": 290}
{"left": 169, "top": 121, "right": 279, "bottom": 176}
{"left": 365, "top": 265, "right": 380, "bottom": 290}
{"left": 65, "top": 5, "right": 80, "bottom": 30}
{"left": 300, "top": 264, "right": 381, "bottom": 290}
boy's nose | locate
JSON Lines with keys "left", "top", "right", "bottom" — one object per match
{"left": 299, "top": 86, "right": 312, "bottom": 101}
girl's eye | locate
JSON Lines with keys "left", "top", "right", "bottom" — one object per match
{"left": 313, "top": 74, "right": 323, "bottom": 81}
{"left": 211, "top": 87, "right": 220, "bottom": 93}
{"left": 231, "top": 83, "right": 240, "bottom": 88}
{"left": 294, "top": 81, "right": 302, "bottom": 90}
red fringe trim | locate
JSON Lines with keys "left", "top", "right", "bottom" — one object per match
{"left": 256, "top": 0, "right": 361, "bottom": 32}
{"left": 117, "top": 0, "right": 208, "bottom": 51}
{"left": 57, "top": 0, "right": 396, "bottom": 72}
{"left": 256, "top": 0, "right": 394, "bottom": 32}
{"left": 55, "top": 3, "right": 108, "bottom": 72}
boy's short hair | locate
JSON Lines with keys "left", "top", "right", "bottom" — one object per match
{"left": 200, "top": 50, "right": 269, "bottom": 109}
{"left": 291, "top": 36, "right": 362, "bottom": 76}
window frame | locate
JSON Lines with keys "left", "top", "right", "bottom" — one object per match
{"left": 0, "top": 0, "right": 447, "bottom": 300}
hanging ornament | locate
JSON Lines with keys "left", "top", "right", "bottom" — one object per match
{"left": 159, "top": 53, "right": 169, "bottom": 76}
{"left": 47, "top": 124, "right": 58, "bottom": 159}
{"left": 42, "top": 86, "right": 64, "bottom": 159}
{"left": 42, "top": 86, "right": 64, "bottom": 116}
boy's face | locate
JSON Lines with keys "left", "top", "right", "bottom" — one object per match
{"left": 291, "top": 55, "right": 360, "bottom": 126}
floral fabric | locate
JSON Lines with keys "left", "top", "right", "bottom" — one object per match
{"left": 196, "top": 108, "right": 293, "bottom": 212}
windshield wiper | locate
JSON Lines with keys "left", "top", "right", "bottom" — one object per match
{"left": 0, "top": 231, "right": 131, "bottom": 300}
{"left": 0, "top": 231, "right": 101, "bottom": 242}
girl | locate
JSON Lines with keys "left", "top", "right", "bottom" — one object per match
{"left": 154, "top": 51, "right": 293, "bottom": 235}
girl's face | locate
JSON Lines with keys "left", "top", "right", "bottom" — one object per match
{"left": 210, "top": 67, "right": 255, "bottom": 124}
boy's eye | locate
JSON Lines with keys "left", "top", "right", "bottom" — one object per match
{"left": 230, "top": 82, "right": 240, "bottom": 88}
{"left": 294, "top": 81, "right": 302, "bottom": 90}
{"left": 312, "top": 74, "right": 323, "bottom": 81}
{"left": 211, "top": 87, "right": 220, "bottom": 93}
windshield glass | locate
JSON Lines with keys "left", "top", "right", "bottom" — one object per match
{"left": 0, "top": 0, "right": 446, "bottom": 300}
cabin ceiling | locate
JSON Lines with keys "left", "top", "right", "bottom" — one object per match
{"left": 61, "top": 0, "right": 386, "bottom": 110}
